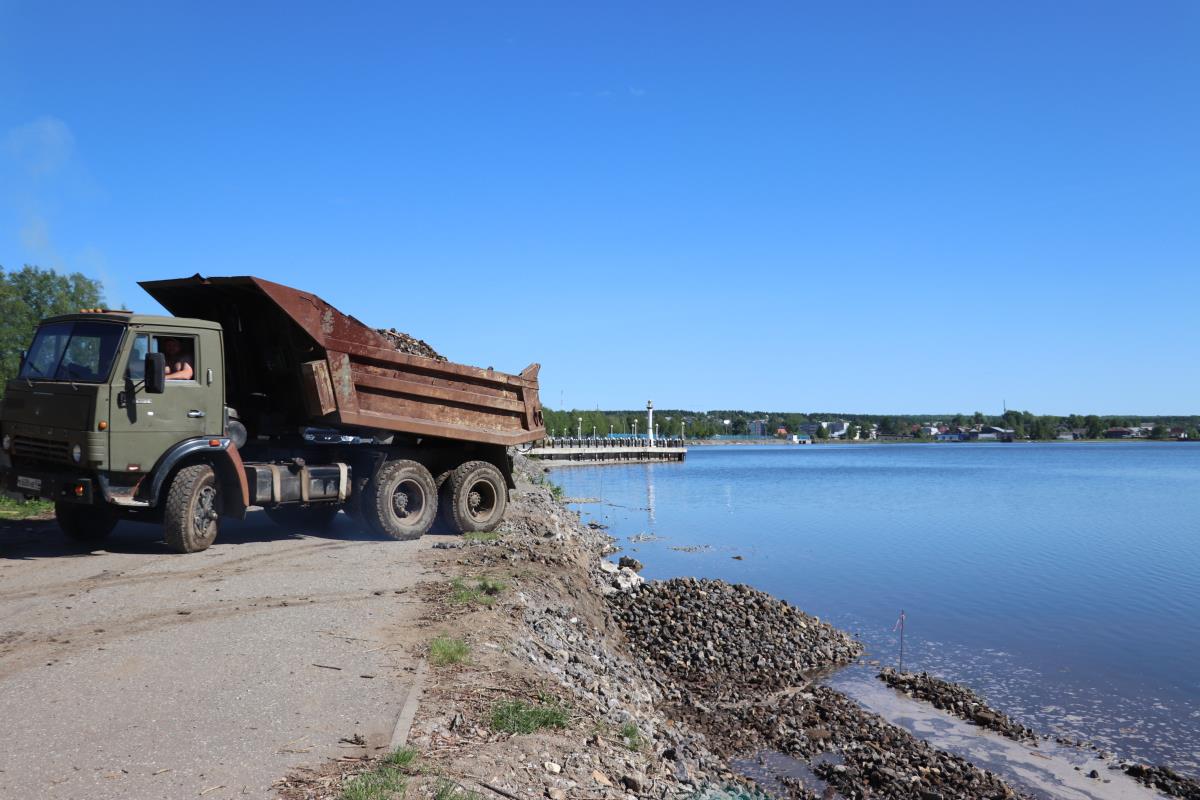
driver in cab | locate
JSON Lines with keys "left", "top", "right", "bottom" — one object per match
{"left": 159, "top": 337, "right": 194, "bottom": 381}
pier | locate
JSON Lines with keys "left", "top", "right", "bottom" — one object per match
{"left": 526, "top": 436, "right": 687, "bottom": 464}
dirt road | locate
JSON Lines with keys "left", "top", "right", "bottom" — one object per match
{"left": 0, "top": 512, "right": 440, "bottom": 800}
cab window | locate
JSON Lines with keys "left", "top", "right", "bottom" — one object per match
{"left": 19, "top": 321, "right": 124, "bottom": 383}
{"left": 153, "top": 335, "right": 197, "bottom": 382}
{"left": 125, "top": 334, "right": 149, "bottom": 381}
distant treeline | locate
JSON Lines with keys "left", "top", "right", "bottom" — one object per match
{"left": 541, "top": 408, "right": 1200, "bottom": 441}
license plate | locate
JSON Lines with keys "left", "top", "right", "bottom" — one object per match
{"left": 16, "top": 476, "right": 41, "bottom": 492}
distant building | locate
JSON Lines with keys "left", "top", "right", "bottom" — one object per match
{"left": 776, "top": 426, "right": 789, "bottom": 437}
{"left": 935, "top": 432, "right": 966, "bottom": 442}
{"left": 1104, "top": 427, "right": 1134, "bottom": 439}
{"left": 970, "top": 426, "right": 1015, "bottom": 442}
{"left": 747, "top": 419, "right": 769, "bottom": 437}
{"left": 826, "top": 421, "right": 850, "bottom": 439}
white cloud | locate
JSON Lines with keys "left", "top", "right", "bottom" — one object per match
{"left": 4, "top": 116, "right": 74, "bottom": 177}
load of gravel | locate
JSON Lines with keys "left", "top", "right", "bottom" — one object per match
{"left": 375, "top": 328, "right": 446, "bottom": 361}
{"left": 610, "top": 577, "right": 862, "bottom": 699}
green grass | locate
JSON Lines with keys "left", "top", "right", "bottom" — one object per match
{"left": 489, "top": 698, "right": 569, "bottom": 734}
{"left": 0, "top": 495, "right": 53, "bottom": 520}
{"left": 339, "top": 767, "right": 406, "bottom": 800}
{"left": 449, "top": 576, "right": 507, "bottom": 607}
{"left": 461, "top": 531, "right": 500, "bottom": 543}
{"left": 433, "top": 779, "right": 482, "bottom": 800}
{"left": 620, "top": 721, "right": 643, "bottom": 751}
{"left": 338, "top": 748, "right": 418, "bottom": 800}
{"left": 429, "top": 636, "right": 470, "bottom": 666}
{"left": 381, "top": 747, "right": 419, "bottom": 769}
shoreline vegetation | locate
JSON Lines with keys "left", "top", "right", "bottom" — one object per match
{"left": 542, "top": 408, "right": 1200, "bottom": 443}
{"left": 280, "top": 455, "right": 1198, "bottom": 800}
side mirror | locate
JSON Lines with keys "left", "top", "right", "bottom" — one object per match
{"left": 145, "top": 353, "right": 166, "bottom": 394}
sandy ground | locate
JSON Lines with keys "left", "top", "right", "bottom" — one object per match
{"left": 0, "top": 511, "right": 443, "bottom": 800}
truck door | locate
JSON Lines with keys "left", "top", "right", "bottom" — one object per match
{"left": 108, "top": 331, "right": 217, "bottom": 475}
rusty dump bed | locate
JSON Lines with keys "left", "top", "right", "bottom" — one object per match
{"left": 140, "top": 275, "right": 545, "bottom": 446}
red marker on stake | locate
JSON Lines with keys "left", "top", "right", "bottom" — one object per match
{"left": 893, "top": 610, "right": 906, "bottom": 673}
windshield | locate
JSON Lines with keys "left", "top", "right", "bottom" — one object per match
{"left": 18, "top": 321, "right": 125, "bottom": 383}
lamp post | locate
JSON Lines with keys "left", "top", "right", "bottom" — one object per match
{"left": 633, "top": 419, "right": 638, "bottom": 438}
{"left": 577, "top": 418, "right": 582, "bottom": 439}
{"left": 610, "top": 424, "right": 614, "bottom": 437}
{"left": 647, "top": 400, "right": 655, "bottom": 446}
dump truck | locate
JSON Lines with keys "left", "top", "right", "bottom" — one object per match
{"left": 0, "top": 275, "right": 545, "bottom": 552}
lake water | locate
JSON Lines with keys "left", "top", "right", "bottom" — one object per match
{"left": 550, "top": 442, "right": 1200, "bottom": 775}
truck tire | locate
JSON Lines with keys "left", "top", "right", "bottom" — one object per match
{"left": 443, "top": 460, "right": 507, "bottom": 534}
{"left": 264, "top": 505, "right": 340, "bottom": 532}
{"left": 164, "top": 464, "right": 221, "bottom": 553}
{"left": 363, "top": 460, "right": 437, "bottom": 540}
{"left": 55, "top": 501, "right": 118, "bottom": 544}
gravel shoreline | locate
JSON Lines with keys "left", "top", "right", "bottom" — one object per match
{"left": 500, "top": 458, "right": 1037, "bottom": 798}
{"left": 281, "top": 455, "right": 1199, "bottom": 799}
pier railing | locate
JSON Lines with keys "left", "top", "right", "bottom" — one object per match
{"left": 526, "top": 436, "right": 687, "bottom": 464}
{"left": 538, "top": 436, "right": 686, "bottom": 449}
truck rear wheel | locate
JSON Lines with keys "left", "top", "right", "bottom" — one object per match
{"left": 264, "top": 505, "right": 340, "bottom": 532}
{"left": 363, "top": 460, "right": 437, "bottom": 540}
{"left": 164, "top": 464, "right": 221, "bottom": 553}
{"left": 442, "top": 461, "right": 507, "bottom": 534}
{"left": 55, "top": 501, "right": 118, "bottom": 544}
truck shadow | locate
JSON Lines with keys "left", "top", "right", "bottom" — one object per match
{"left": 0, "top": 511, "right": 428, "bottom": 560}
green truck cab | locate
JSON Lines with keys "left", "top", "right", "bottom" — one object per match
{"left": 1, "top": 311, "right": 241, "bottom": 550}
{"left": 0, "top": 276, "right": 545, "bottom": 553}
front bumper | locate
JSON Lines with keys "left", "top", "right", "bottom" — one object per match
{"left": 1, "top": 466, "right": 96, "bottom": 505}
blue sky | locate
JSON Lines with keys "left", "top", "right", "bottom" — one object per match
{"left": 1, "top": 2, "right": 1196, "bottom": 415}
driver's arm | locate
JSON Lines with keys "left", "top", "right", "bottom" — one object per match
{"left": 166, "top": 360, "right": 194, "bottom": 380}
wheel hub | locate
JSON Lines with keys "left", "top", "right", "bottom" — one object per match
{"left": 466, "top": 480, "right": 496, "bottom": 521}
{"left": 392, "top": 480, "right": 424, "bottom": 519}
{"left": 194, "top": 485, "right": 217, "bottom": 533}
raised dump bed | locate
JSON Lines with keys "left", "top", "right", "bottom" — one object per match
{"left": 139, "top": 275, "right": 545, "bottom": 446}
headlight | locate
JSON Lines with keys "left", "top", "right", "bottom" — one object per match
{"left": 71, "top": 444, "right": 82, "bottom": 463}
{"left": 1, "top": 434, "right": 10, "bottom": 451}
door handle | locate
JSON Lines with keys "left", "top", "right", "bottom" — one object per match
{"left": 187, "top": 410, "right": 206, "bottom": 418}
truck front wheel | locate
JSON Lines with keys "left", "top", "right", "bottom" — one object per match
{"left": 164, "top": 464, "right": 221, "bottom": 553}
{"left": 55, "top": 501, "right": 118, "bottom": 544}
{"left": 363, "top": 460, "right": 437, "bottom": 541}
{"left": 442, "top": 461, "right": 508, "bottom": 534}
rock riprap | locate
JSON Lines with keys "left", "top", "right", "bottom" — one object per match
{"left": 717, "top": 686, "right": 1026, "bottom": 800}
{"left": 375, "top": 328, "right": 446, "bottom": 361}
{"left": 1123, "top": 763, "right": 1200, "bottom": 800}
{"left": 611, "top": 578, "right": 862, "bottom": 697}
{"left": 878, "top": 668, "right": 1039, "bottom": 744}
